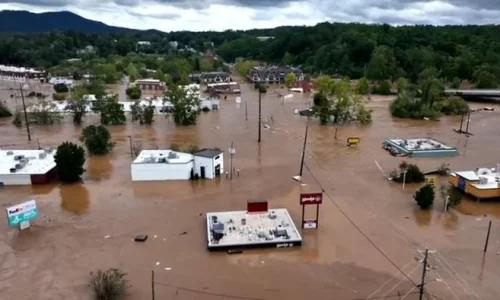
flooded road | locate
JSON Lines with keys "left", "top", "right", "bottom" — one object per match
{"left": 1, "top": 79, "right": 500, "bottom": 300}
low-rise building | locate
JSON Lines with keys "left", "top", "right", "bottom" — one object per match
{"left": 132, "top": 79, "right": 166, "bottom": 91}
{"left": 190, "top": 72, "right": 231, "bottom": 84}
{"left": 206, "top": 82, "right": 240, "bottom": 94}
{"left": 0, "top": 149, "right": 57, "bottom": 186}
{"left": 49, "top": 77, "right": 74, "bottom": 87}
{"left": 247, "top": 66, "right": 304, "bottom": 84}
{"left": 449, "top": 167, "right": 500, "bottom": 201}
{"left": 0, "top": 65, "right": 47, "bottom": 81}
{"left": 131, "top": 148, "right": 223, "bottom": 181}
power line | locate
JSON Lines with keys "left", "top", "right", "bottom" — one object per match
{"left": 352, "top": 291, "right": 420, "bottom": 300}
{"left": 302, "top": 163, "right": 428, "bottom": 300}
{"left": 154, "top": 281, "right": 266, "bottom": 300}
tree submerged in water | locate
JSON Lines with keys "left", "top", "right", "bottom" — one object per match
{"left": 390, "top": 161, "right": 425, "bottom": 184}
{"left": 414, "top": 184, "right": 435, "bottom": 209}
{"left": 89, "top": 268, "right": 129, "bottom": 300}
{"left": 164, "top": 84, "right": 201, "bottom": 126}
{"left": 0, "top": 101, "right": 12, "bottom": 118}
{"left": 312, "top": 76, "right": 372, "bottom": 125}
{"left": 54, "top": 142, "right": 86, "bottom": 183}
{"left": 82, "top": 125, "right": 114, "bottom": 155}
{"left": 130, "top": 100, "right": 155, "bottom": 125}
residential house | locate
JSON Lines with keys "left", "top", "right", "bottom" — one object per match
{"left": 136, "top": 41, "right": 151, "bottom": 51}
{"left": 247, "top": 66, "right": 304, "bottom": 84}
{"left": 132, "top": 79, "right": 165, "bottom": 91}
{"left": 190, "top": 72, "right": 231, "bottom": 84}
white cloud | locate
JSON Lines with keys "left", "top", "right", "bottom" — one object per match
{"left": 0, "top": 0, "right": 500, "bottom": 32}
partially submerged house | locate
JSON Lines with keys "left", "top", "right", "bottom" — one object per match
{"left": 247, "top": 66, "right": 304, "bottom": 84}
{"left": 190, "top": 72, "right": 231, "bottom": 84}
{"left": 131, "top": 148, "right": 224, "bottom": 181}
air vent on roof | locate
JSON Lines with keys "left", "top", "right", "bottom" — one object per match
{"left": 6, "top": 151, "right": 14, "bottom": 155}
{"left": 9, "top": 168, "right": 16, "bottom": 173}
{"left": 39, "top": 152, "right": 47, "bottom": 159}
{"left": 14, "top": 155, "right": 25, "bottom": 161}
{"left": 15, "top": 163, "right": 24, "bottom": 170}
{"left": 167, "top": 152, "right": 178, "bottom": 159}
{"left": 158, "top": 157, "right": 167, "bottom": 163}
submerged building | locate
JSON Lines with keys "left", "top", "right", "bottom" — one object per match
{"left": 449, "top": 166, "right": 500, "bottom": 201}
{"left": 0, "top": 149, "right": 57, "bottom": 186}
{"left": 131, "top": 149, "right": 224, "bottom": 181}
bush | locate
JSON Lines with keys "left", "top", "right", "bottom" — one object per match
{"left": 374, "top": 80, "right": 392, "bottom": 95}
{"left": 89, "top": 268, "right": 128, "bottom": 300}
{"left": 435, "top": 96, "right": 469, "bottom": 116}
{"left": 0, "top": 101, "right": 12, "bottom": 118}
{"left": 170, "top": 143, "right": 181, "bottom": 151}
{"left": 440, "top": 184, "right": 462, "bottom": 209}
{"left": 436, "top": 163, "right": 450, "bottom": 176}
{"left": 391, "top": 161, "right": 425, "bottom": 183}
{"left": 53, "top": 93, "right": 67, "bottom": 101}
{"left": 12, "top": 110, "right": 22, "bottom": 126}
{"left": 414, "top": 184, "right": 435, "bottom": 209}
{"left": 125, "top": 86, "right": 141, "bottom": 100}
{"left": 54, "top": 142, "right": 86, "bottom": 183}
{"left": 82, "top": 125, "right": 114, "bottom": 155}
{"left": 356, "top": 78, "right": 369, "bottom": 95}
{"left": 54, "top": 83, "right": 69, "bottom": 93}
{"left": 101, "top": 99, "right": 126, "bottom": 125}
{"left": 186, "top": 144, "right": 200, "bottom": 153}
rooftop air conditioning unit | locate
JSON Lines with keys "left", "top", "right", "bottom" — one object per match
{"left": 39, "top": 152, "right": 47, "bottom": 159}
{"left": 6, "top": 151, "right": 14, "bottom": 155}
{"left": 167, "top": 152, "right": 177, "bottom": 159}
{"left": 14, "top": 155, "right": 25, "bottom": 161}
{"left": 15, "top": 163, "right": 23, "bottom": 170}
{"left": 9, "top": 168, "right": 16, "bottom": 173}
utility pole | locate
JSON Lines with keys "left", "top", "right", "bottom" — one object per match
{"left": 20, "top": 83, "right": 31, "bottom": 141}
{"left": 419, "top": 248, "right": 429, "bottom": 300}
{"left": 258, "top": 90, "right": 262, "bottom": 143}
{"left": 128, "top": 136, "right": 133, "bottom": 158}
{"left": 151, "top": 270, "right": 155, "bottom": 300}
{"left": 229, "top": 142, "right": 235, "bottom": 180}
{"left": 298, "top": 117, "right": 310, "bottom": 178}
{"left": 465, "top": 110, "right": 471, "bottom": 134}
{"left": 484, "top": 220, "right": 492, "bottom": 253}
{"left": 245, "top": 97, "right": 248, "bottom": 121}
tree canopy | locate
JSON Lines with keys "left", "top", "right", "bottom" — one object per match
{"left": 82, "top": 125, "right": 114, "bottom": 155}
{"left": 54, "top": 141, "right": 86, "bottom": 183}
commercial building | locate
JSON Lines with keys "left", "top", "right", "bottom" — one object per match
{"left": 247, "top": 66, "right": 304, "bottom": 84}
{"left": 190, "top": 72, "right": 231, "bottom": 84}
{"left": 0, "top": 65, "right": 47, "bottom": 81}
{"left": 132, "top": 79, "right": 166, "bottom": 91}
{"left": 0, "top": 149, "right": 57, "bottom": 186}
{"left": 131, "top": 148, "right": 223, "bottom": 181}
{"left": 449, "top": 166, "right": 500, "bottom": 201}
{"left": 383, "top": 138, "right": 459, "bottom": 157}
{"left": 206, "top": 82, "right": 240, "bottom": 94}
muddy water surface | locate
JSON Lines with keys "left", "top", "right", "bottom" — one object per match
{"left": 1, "top": 80, "right": 500, "bottom": 300}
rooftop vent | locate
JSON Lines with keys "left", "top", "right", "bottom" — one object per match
{"left": 39, "top": 152, "right": 47, "bottom": 159}
{"left": 6, "top": 151, "right": 14, "bottom": 155}
{"left": 15, "top": 163, "right": 24, "bottom": 170}
{"left": 158, "top": 157, "right": 167, "bottom": 163}
{"left": 167, "top": 152, "right": 178, "bottom": 159}
{"left": 9, "top": 168, "right": 16, "bottom": 173}
{"left": 14, "top": 155, "right": 25, "bottom": 161}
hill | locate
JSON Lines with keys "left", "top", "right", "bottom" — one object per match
{"left": 0, "top": 10, "right": 137, "bottom": 33}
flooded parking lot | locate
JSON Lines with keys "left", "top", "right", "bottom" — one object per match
{"left": 1, "top": 79, "right": 500, "bottom": 299}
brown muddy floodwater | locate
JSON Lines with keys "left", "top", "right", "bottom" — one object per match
{"left": 1, "top": 79, "right": 500, "bottom": 300}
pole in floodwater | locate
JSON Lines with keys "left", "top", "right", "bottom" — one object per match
{"left": 128, "top": 136, "right": 133, "bottom": 158}
{"left": 298, "top": 117, "right": 310, "bottom": 178}
{"left": 20, "top": 83, "right": 31, "bottom": 141}
{"left": 151, "top": 270, "right": 155, "bottom": 300}
{"left": 418, "top": 248, "right": 429, "bottom": 300}
{"left": 484, "top": 220, "right": 492, "bottom": 253}
{"left": 258, "top": 91, "right": 262, "bottom": 143}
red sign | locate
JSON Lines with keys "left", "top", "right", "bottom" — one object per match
{"left": 300, "top": 192, "right": 323, "bottom": 205}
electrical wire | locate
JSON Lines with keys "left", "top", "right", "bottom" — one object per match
{"left": 154, "top": 281, "right": 266, "bottom": 300}
{"left": 302, "top": 162, "right": 429, "bottom": 300}
{"left": 352, "top": 291, "right": 420, "bottom": 300}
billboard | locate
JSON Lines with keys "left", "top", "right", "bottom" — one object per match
{"left": 300, "top": 192, "right": 323, "bottom": 205}
{"left": 6, "top": 200, "right": 39, "bottom": 227}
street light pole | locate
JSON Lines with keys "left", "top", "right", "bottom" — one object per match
{"left": 298, "top": 116, "right": 310, "bottom": 178}
{"left": 229, "top": 142, "right": 235, "bottom": 180}
{"left": 20, "top": 83, "right": 31, "bottom": 141}
{"left": 402, "top": 170, "right": 407, "bottom": 190}
{"left": 245, "top": 97, "right": 248, "bottom": 121}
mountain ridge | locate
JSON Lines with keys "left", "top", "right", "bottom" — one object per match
{"left": 0, "top": 10, "right": 156, "bottom": 33}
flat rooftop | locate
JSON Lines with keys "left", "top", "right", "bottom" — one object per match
{"left": 387, "top": 138, "right": 453, "bottom": 151}
{"left": 451, "top": 167, "right": 500, "bottom": 190}
{"left": 132, "top": 150, "right": 193, "bottom": 164}
{"left": 0, "top": 149, "right": 56, "bottom": 175}
{"left": 206, "top": 209, "right": 302, "bottom": 249}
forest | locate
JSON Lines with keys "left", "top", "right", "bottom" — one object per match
{"left": 0, "top": 23, "right": 499, "bottom": 89}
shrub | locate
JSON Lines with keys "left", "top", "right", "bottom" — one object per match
{"left": 374, "top": 80, "right": 392, "bottom": 95}
{"left": 89, "top": 268, "right": 128, "bottom": 300}
{"left": 125, "top": 86, "right": 141, "bottom": 100}
{"left": 54, "top": 83, "right": 69, "bottom": 93}
{"left": 170, "top": 143, "right": 181, "bottom": 151}
{"left": 54, "top": 142, "right": 86, "bottom": 183}
{"left": 82, "top": 125, "right": 114, "bottom": 155}
{"left": 0, "top": 101, "right": 12, "bottom": 118}
{"left": 435, "top": 96, "right": 469, "bottom": 116}
{"left": 186, "top": 144, "right": 200, "bottom": 153}
{"left": 414, "top": 184, "right": 435, "bottom": 209}
{"left": 356, "top": 78, "right": 369, "bottom": 95}
{"left": 440, "top": 184, "right": 462, "bottom": 209}
{"left": 12, "top": 110, "right": 22, "bottom": 126}
{"left": 391, "top": 161, "right": 425, "bottom": 183}
{"left": 436, "top": 163, "right": 450, "bottom": 176}
{"left": 53, "top": 93, "right": 67, "bottom": 101}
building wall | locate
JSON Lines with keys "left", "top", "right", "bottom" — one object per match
{"left": 214, "top": 153, "right": 224, "bottom": 176}
{"left": 131, "top": 162, "right": 193, "bottom": 181}
{"left": 30, "top": 167, "right": 57, "bottom": 184}
{"left": 194, "top": 156, "right": 213, "bottom": 179}
{"left": 0, "top": 174, "right": 32, "bottom": 185}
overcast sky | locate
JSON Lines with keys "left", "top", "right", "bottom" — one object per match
{"left": 0, "top": 0, "right": 499, "bottom": 32}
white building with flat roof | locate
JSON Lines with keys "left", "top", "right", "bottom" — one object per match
{"left": 131, "top": 148, "right": 224, "bottom": 181}
{"left": 0, "top": 149, "right": 58, "bottom": 186}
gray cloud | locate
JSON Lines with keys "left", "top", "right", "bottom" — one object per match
{"left": 128, "top": 9, "right": 180, "bottom": 19}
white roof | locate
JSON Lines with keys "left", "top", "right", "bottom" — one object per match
{"left": 132, "top": 150, "right": 193, "bottom": 164}
{"left": 0, "top": 64, "right": 42, "bottom": 74}
{"left": 455, "top": 171, "right": 480, "bottom": 181}
{"left": 135, "top": 79, "right": 161, "bottom": 84}
{"left": 0, "top": 149, "right": 56, "bottom": 175}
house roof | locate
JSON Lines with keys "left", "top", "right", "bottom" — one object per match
{"left": 194, "top": 148, "right": 223, "bottom": 158}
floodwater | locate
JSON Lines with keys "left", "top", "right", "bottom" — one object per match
{"left": 1, "top": 78, "right": 500, "bottom": 300}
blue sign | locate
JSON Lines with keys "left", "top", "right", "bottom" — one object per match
{"left": 6, "top": 200, "right": 39, "bottom": 227}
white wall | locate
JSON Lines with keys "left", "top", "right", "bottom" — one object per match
{"left": 214, "top": 153, "right": 224, "bottom": 176}
{"left": 194, "top": 156, "right": 213, "bottom": 179}
{"left": 0, "top": 174, "right": 31, "bottom": 185}
{"left": 131, "top": 162, "right": 193, "bottom": 181}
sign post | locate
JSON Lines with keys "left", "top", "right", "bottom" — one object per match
{"left": 300, "top": 192, "right": 323, "bottom": 229}
{"left": 6, "top": 200, "right": 39, "bottom": 230}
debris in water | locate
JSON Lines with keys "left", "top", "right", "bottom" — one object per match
{"left": 163, "top": 238, "right": 166, "bottom": 241}
{"left": 179, "top": 231, "right": 188, "bottom": 235}
{"left": 165, "top": 267, "right": 172, "bottom": 271}
{"left": 156, "top": 262, "right": 160, "bottom": 266}
{"left": 154, "top": 235, "right": 157, "bottom": 238}
{"left": 134, "top": 234, "right": 148, "bottom": 242}
{"left": 104, "top": 235, "right": 111, "bottom": 239}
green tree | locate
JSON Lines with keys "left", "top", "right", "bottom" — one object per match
{"left": 356, "top": 77, "right": 369, "bottom": 95}
{"left": 414, "top": 184, "right": 435, "bottom": 210}
{"left": 440, "top": 184, "right": 462, "bottom": 209}
{"left": 82, "top": 125, "right": 114, "bottom": 155}
{"left": 99, "top": 63, "right": 121, "bottom": 84}
{"left": 375, "top": 80, "right": 392, "bottom": 95}
{"left": 450, "top": 77, "right": 461, "bottom": 89}
{"left": 391, "top": 161, "right": 425, "bottom": 183}
{"left": 476, "top": 70, "right": 497, "bottom": 88}
{"left": 29, "top": 99, "right": 63, "bottom": 125}
{"left": 126, "top": 86, "right": 142, "bottom": 100}
{"left": 53, "top": 83, "right": 69, "bottom": 93}
{"left": 285, "top": 72, "right": 297, "bottom": 88}
{"left": 0, "top": 101, "right": 12, "bottom": 118}
{"left": 165, "top": 85, "right": 201, "bottom": 126}
{"left": 54, "top": 142, "right": 86, "bottom": 183}
{"left": 125, "top": 63, "right": 139, "bottom": 81}
{"left": 12, "top": 110, "right": 22, "bottom": 126}
{"left": 396, "top": 77, "right": 408, "bottom": 94}
{"left": 234, "top": 59, "right": 258, "bottom": 78}
{"left": 367, "top": 46, "right": 396, "bottom": 81}
{"left": 66, "top": 85, "right": 89, "bottom": 125}
{"left": 100, "top": 95, "right": 126, "bottom": 125}
{"left": 131, "top": 100, "right": 155, "bottom": 125}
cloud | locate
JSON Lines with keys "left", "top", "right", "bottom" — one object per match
{"left": 0, "top": 0, "right": 500, "bottom": 32}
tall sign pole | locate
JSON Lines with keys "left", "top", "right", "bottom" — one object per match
{"left": 20, "top": 83, "right": 31, "bottom": 141}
